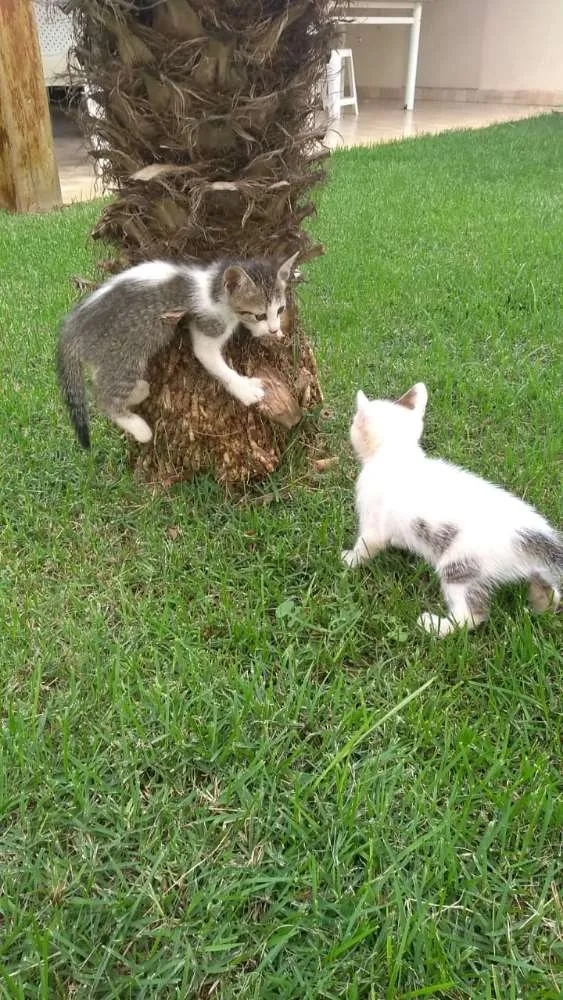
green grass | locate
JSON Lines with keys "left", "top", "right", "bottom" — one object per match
{"left": 0, "top": 115, "right": 562, "bottom": 998}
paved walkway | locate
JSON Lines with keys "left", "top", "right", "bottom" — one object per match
{"left": 51, "top": 106, "right": 100, "bottom": 204}
{"left": 325, "top": 100, "right": 552, "bottom": 149}
{"left": 52, "top": 100, "right": 552, "bottom": 205}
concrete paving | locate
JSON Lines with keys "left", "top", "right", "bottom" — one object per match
{"left": 325, "top": 99, "right": 552, "bottom": 149}
{"left": 51, "top": 105, "right": 101, "bottom": 204}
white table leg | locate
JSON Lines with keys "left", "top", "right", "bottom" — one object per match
{"left": 404, "top": 1, "right": 422, "bottom": 111}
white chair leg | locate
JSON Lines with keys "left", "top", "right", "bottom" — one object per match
{"left": 327, "top": 50, "right": 342, "bottom": 120}
{"left": 333, "top": 49, "right": 359, "bottom": 117}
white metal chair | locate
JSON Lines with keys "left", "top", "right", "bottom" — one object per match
{"left": 326, "top": 48, "right": 359, "bottom": 120}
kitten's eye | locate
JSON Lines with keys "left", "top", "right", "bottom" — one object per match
{"left": 254, "top": 313, "right": 267, "bottom": 322}
{"left": 277, "top": 305, "right": 285, "bottom": 316}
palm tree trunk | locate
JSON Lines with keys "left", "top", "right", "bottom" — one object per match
{"left": 71, "top": 0, "right": 338, "bottom": 483}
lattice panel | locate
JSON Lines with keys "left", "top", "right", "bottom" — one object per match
{"left": 33, "top": 0, "right": 74, "bottom": 58}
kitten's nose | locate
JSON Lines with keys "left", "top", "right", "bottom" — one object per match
{"left": 269, "top": 327, "right": 283, "bottom": 340}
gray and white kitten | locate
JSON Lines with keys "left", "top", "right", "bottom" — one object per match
{"left": 343, "top": 383, "right": 562, "bottom": 636}
{"left": 56, "top": 253, "right": 298, "bottom": 448}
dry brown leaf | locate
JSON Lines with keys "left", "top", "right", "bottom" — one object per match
{"left": 313, "top": 457, "right": 339, "bottom": 472}
{"left": 132, "top": 164, "right": 191, "bottom": 182}
{"left": 161, "top": 310, "right": 187, "bottom": 326}
{"left": 71, "top": 275, "right": 97, "bottom": 292}
{"left": 152, "top": 0, "right": 204, "bottom": 40}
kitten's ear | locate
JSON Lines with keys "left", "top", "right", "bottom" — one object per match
{"left": 277, "top": 252, "right": 299, "bottom": 284}
{"left": 395, "top": 382, "right": 428, "bottom": 414}
{"left": 356, "top": 389, "right": 369, "bottom": 412}
{"left": 355, "top": 390, "right": 371, "bottom": 424}
{"left": 223, "top": 265, "right": 254, "bottom": 295}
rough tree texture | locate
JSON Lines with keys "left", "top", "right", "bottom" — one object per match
{"left": 0, "top": 0, "right": 62, "bottom": 211}
{"left": 70, "top": 0, "right": 339, "bottom": 483}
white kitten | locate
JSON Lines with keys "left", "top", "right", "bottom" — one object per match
{"left": 342, "top": 383, "right": 562, "bottom": 636}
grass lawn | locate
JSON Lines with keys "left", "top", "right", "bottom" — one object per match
{"left": 0, "top": 115, "right": 562, "bottom": 998}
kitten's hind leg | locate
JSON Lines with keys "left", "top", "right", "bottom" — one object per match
{"left": 341, "top": 535, "right": 382, "bottom": 569}
{"left": 528, "top": 573, "right": 560, "bottom": 613}
{"left": 127, "top": 379, "right": 150, "bottom": 407}
{"left": 418, "top": 580, "right": 489, "bottom": 638}
{"left": 97, "top": 377, "right": 153, "bottom": 443}
{"left": 111, "top": 411, "right": 153, "bottom": 443}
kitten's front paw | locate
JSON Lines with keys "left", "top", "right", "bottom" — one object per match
{"left": 342, "top": 548, "right": 361, "bottom": 569}
{"left": 417, "top": 612, "right": 453, "bottom": 638}
{"left": 232, "top": 377, "right": 265, "bottom": 407}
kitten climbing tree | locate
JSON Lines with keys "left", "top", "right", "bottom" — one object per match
{"left": 71, "top": 0, "right": 338, "bottom": 484}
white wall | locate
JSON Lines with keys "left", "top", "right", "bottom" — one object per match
{"left": 480, "top": 0, "right": 563, "bottom": 95}
{"left": 346, "top": 0, "right": 563, "bottom": 103}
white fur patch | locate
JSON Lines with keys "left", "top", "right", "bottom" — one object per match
{"left": 266, "top": 300, "right": 282, "bottom": 337}
{"left": 188, "top": 264, "right": 234, "bottom": 326}
{"left": 87, "top": 261, "right": 180, "bottom": 305}
{"left": 129, "top": 261, "right": 179, "bottom": 284}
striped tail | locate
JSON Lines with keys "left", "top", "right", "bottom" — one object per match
{"left": 56, "top": 334, "right": 90, "bottom": 449}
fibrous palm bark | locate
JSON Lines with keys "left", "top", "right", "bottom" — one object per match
{"left": 70, "top": 0, "right": 338, "bottom": 483}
